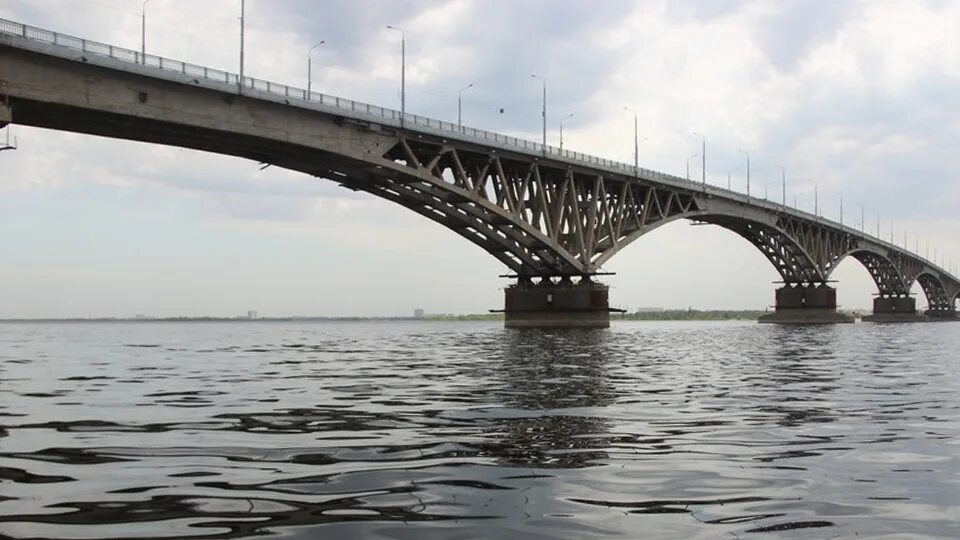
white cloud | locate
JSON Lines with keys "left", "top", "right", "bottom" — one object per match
{"left": 1, "top": 0, "right": 958, "bottom": 316}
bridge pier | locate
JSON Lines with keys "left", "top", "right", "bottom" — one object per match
{"left": 758, "top": 283, "right": 855, "bottom": 324}
{"left": 862, "top": 295, "right": 927, "bottom": 322}
{"left": 499, "top": 277, "right": 621, "bottom": 329}
{"left": 925, "top": 308, "right": 958, "bottom": 321}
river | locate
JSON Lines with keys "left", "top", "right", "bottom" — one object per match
{"left": 1, "top": 320, "right": 958, "bottom": 539}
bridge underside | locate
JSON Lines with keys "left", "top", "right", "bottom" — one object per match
{"left": 1, "top": 40, "right": 957, "bottom": 327}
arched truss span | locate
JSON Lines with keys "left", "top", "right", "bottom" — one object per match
{"left": 915, "top": 272, "right": 952, "bottom": 313}
{"left": 383, "top": 138, "right": 702, "bottom": 276}
{"left": 695, "top": 216, "right": 825, "bottom": 284}
{"left": 845, "top": 250, "right": 910, "bottom": 297}
{"left": 377, "top": 137, "right": 868, "bottom": 285}
{"left": 382, "top": 137, "right": 891, "bottom": 285}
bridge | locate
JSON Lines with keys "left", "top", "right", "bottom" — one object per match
{"left": 0, "top": 18, "right": 957, "bottom": 327}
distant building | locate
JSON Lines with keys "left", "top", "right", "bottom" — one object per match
{"left": 413, "top": 308, "right": 425, "bottom": 319}
{"left": 247, "top": 310, "right": 259, "bottom": 320}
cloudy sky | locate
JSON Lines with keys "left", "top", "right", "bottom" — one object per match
{"left": 1, "top": 0, "right": 958, "bottom": 317}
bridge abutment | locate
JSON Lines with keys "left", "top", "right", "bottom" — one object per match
{"left": 500, "top": 277, "right": 620, "bottom": 328}
{"left": 758, "top": 283, "right": 855, "bottom": 324}
{"left": 862, "top": 296, "right": 927, "bottom": 322}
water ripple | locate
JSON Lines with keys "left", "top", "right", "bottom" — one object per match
{"left": 1, "top": 320, "right": 959, "bottom": 538}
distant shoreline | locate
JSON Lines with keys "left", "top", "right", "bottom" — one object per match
{"left": 0, "top": 310, "right": 795, "bottom": 323}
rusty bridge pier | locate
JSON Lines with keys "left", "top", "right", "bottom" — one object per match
{"left": 495, "top": 275, "right": 623, "bottom": 329}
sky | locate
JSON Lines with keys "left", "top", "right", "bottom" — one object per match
{"left": 1, "top": 0, "right": 959, "bottom": 317}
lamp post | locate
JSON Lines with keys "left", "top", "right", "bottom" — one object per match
{"left": 860, "top": 203, "right": 865, "bottom": 233}
{"left": 307, "top": 41, "right": 325, "bottom": 97}
{"left": 774, "top": 164, "right": 787, "bottom": 209}
{"left": 386, "top": 25, "right": 405, "bottom": 127}
{"left": 762, "top": 181, "right": 775, "bottom": 200}
{"left": 531, "top": 74, "right": 546, "bottom": 152}
{"left": 239, "top": 0, "right": 245, "bottom": 93}
{"left": 141, "top": 0, "right": 153, "bottom": 64}
{"left": 457, "top": 83, "right": 473, "bottom": 130}
{"left": 559, "top": 112, "right": 574, "bottom": 153}
{"left": 692, "top": 131, "right": 705, "bottom": 187}
{"left": 814, "top": 181, "right": 819, "bottom": 217}
{"left": 726, "top": 167, "right": 739, "bottom": 190}
{"left": 830, "top": 191, "right": 843, "bottom": 226}
{"left": 738, "top": 150, "right": 750, "bottom": 198}
{"left": 686, "top": 153, "right": 700, "bottom": 181}
{"left": 624, "top": 107, "right": 639, "bottom": 175}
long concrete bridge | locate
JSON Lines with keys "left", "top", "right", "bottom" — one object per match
{"left": 0, "top": 18, "right": 957, "bottom": 327}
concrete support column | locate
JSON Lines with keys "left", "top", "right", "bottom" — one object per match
{"left": 758, "top": 283, "right": 854, "bottom": 324}
{"left": 926, "top": 306, "right": 958, "bottom": 321}
{"left": 862, "top": 295, "right": 927, "bottom": 322}
{"left": 500, "top": 277, "right": 620, "bottom": 328}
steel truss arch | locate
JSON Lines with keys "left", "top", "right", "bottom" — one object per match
{"left": 839, "top": 249, "right": 910, "bottom": 297}
{"left": 385, "top": 137, "right": 703, "bottom": 276}
{"left": 915, "top": 272, "right": 953, "bottom": 313}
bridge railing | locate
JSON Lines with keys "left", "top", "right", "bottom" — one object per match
{"left": 0, "top": 18, "right": 667, "bottom": 183}
{"left": 0, "top": 18, "right": 956, "bottom": 283}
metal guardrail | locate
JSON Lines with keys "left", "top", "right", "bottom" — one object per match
{"left": 0, "top": 17, "right": 675, "bottom": 180}
{"left": 0, "top": 17, "right": 955, "bottom": 282}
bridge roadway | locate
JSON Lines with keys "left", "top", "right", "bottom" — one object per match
{"left": 0, "top": 18, "right": 957, "bottom": 327}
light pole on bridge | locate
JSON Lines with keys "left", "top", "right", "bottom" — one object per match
{"left": 458, "top": 83, "right": 473, "bottom": 130}
{"left": 692, "top": 131, "right": 705, "bottom": 187}
{"left": 739, "top": 149, "right": 750, "bottom": 199}
{"left": 726, "top": 166, "right": 739, "bottom": 190}
{"left": 559, "top": 112, "right": 574, "bottom": 153}
{"left": 140, "top": 0, "right": 153, "bottom": 65}
{"left": 307, "top": 41, "right": 325, "bottom": 97}
{"left": 531, "top": 74, "right": 546, "bottom": 153}
{"left": 762, "top": 181, "right": 776, "bottom": 200}
{"left": 239, "top": 0, "right": 245, "bottom": 93}
{"left": 624, "top": 107, "right": 639, "bottom": 175}
{"left": 686, "top": 153, "right": 700, "bottom": 181}
{"left": 828, "top": 191, "right": 843, "bottom": 226}
{"left": 386, "top": 25, "right": 406, "bottom": 128}
{"left": 775, "top": 164, "right": 787, "bottom": 209}
{"left": 813, "top": 180, "right": 819, "bottom": 217}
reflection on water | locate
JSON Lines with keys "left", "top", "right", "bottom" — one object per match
{"left": 1, "top": 321, "right": 959, "bottom": 539}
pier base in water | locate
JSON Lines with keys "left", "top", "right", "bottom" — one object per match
{"left": 758, "top": 284, "right": 855, "bottom": 324}
{"left": 499, "top": 277, "right": 621, "bottom": 329}
{"left": 862, "top": 296, "right": 927, "bottom": 323}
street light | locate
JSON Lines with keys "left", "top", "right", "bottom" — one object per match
{"left": 762, "top": 181, "right": 776, "bottom": 200}
{"left": 307, "top": 41, "right": 325, "bottom": 96}
{"left": 624, "top": 107, "right": 639, "bottom": 174}
{"left": 141, "top": 0, "right": 153, "bottom": 64}
{"left": 692, "top": 131, "right": 705, "bottom": 186}
{"left": 531, "top": 74, "right": 546, "bottom": 152}
{"left": 774, "top": 164, "right": 786, "bottom": 208}
{"left": 559, "top": 112, "right": 574, "bottom": 153}
{"left": 239, "top": 0, "right": 245, "bottom": 93}
{"left": 457, "top": 83, "right": 473, "bottom": 130}
{"left": 726, "top": 166, "right": 739, "bottom": 190}
{"left": 830, "top": 190, "right": 843, "bottom": 226}
{"left": 386, "top": 25, "right": 405, "bottom": 128}
{"left": 739, "top": 150, "right": 751, "bottom": 198}
{"left": 814, "top": 180, "right": 819, "bottom": 217}
{"left": 686, "top": 153, "right": 701, "bottom": 181}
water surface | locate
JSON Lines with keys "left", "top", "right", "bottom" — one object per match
{"left": 1, "top": 320, "right": 958, "bottom": 539}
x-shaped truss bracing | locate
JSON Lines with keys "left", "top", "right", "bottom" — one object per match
{"left": 337, "top": 136, "right": 955, "bottom": 311}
